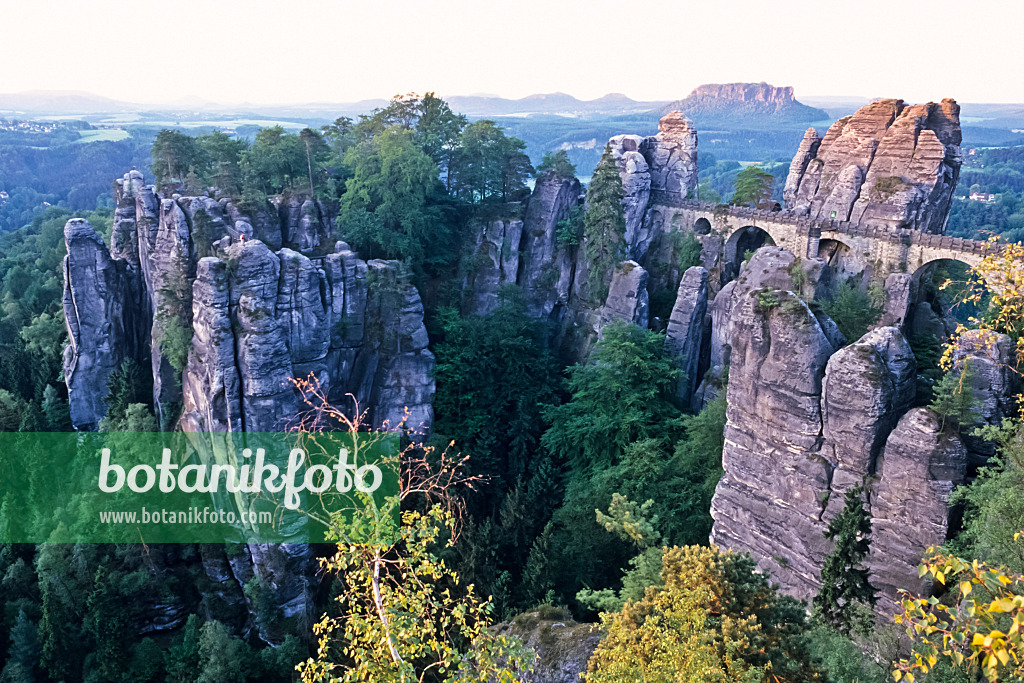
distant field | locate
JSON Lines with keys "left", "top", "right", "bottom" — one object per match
{"left": 75, "top": 128, "right": 130, "bottom": 143}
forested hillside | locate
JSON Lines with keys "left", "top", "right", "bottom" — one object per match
{"left": 2, "top": 91, "right": 1024, "bottom": 683}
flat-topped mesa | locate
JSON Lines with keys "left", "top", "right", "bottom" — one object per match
{"left": 783, "top": 98, "right": 962, "bottom": 234}
{"left": 62, "top": 171, "right": 434, "bottom": 435}
{"left": 689, "top": 82, "right": 796, "bottom": 103}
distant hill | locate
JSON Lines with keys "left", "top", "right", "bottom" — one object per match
{"left": 0, "top": 90, "right": 134, "bottom": 114}
{"left": 659, "top": 83, "right": 830, "bottom": 125}
{"left": 443, "top": 92, "right": 668, "bottom": 117}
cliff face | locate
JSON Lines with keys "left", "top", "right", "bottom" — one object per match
{"left": 783, "top": 98, "right": 962, "bottom": 233}
{"left": 63, "top": 171, "right": 433, "bottom": 435}
{"left": 706, "top": 247, "right": 1014, "bottom": 613}
{"left": 690, "top": 82, "right": 797, "bottom": 103}
{"left": 61, "top": 172, "right": 436, "bottom": 641}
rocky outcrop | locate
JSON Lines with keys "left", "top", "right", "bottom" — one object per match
{"left": 463, "top": 218, "right": 523, "bottom": 316}
{"left": 783, "top": 98, "right": 962, "bottom": 233}
{"left": 61, "top": 219, "right": 134, "bottom": 430}
{"left": 496, "top": 611, "right": 602, "bottom": 683}
{"left": 599, "top": 261, "right": 649, "bottom": 330}
{"left": 868, "top": 408, "right": 967, "bottom": 617}
{"left": 518, "top": 175, "right": 581, "bottom": 319}
{"left": 820, "top": 327, "right": 916, "bottom": 517}
{"left": 180, "top": 258, "right": 242, "bottom": 433}
{"left": 362, "top": 260, "right": 435, "bottom": 433}
{"left": 710, "top": 250, "right": 839, "bottom": 600}
{"left": 641, "top": 112, "right": 698, "bottom": 201}
{"left": 664, "top": 266, "right": 709, "bottom": 408}
{"left": 879, "top": 273, "right": 917, "bottom": 327}
{"left": 64, "top": 172, "right": 436, "bottom": 643}
{"left": 954, "top": 330, "right": 1021, "bottom": 463}
{"left": 782, "top": 128, "right": 822, "bottom": 208}
{"left": 607, "top": 135, "right": 652, "bottom": 258}
{"left": 66, "top": 172, "right": 430, "bottom": 436}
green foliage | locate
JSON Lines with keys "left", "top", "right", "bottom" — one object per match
{"left": 339, "top": 126, "right": 448, "bottom": 273}
{"left": 676, "top": 231, "right": 703, "bottom": 272}
{"left": 894, "top": 548, "right": 1024, "bottom": 683}
{"left": 432, "top": 288, "right": 561, "bottom": 493}
{"left": 909, "top": 331, "right": 944, "bottom": 404}
{"left": 449, "top": 119, "right": 533, "bottom": 203}
{"left": 158, "top": 316, "right": 194, "bottom": 374}
{"left": 813, "top": 484, "right": 877, "bottom": 635}
{"left": 297, "top": 505, "right": 533, "bottom": 682}
{"left": 928, "top": 361, "right": 981, "bottom": 433}
{"left": 555, "top": 204, "right": 584, "bottom": 249}
{"left": 152, "top": 129, "right": 207, "bottom": 189}
{"left": 806, "top": 625, "right": 888, "bottom": 683}
{"left": 585, "top": 545, "right": 823, "bottom": 683}
{"left": 730, "top": 165, "right": 775, "bottom": 208}
{"left": 951, "top": 419, "right": 1024, "bottom": 573}
{"left": 582, "top": 146, "right": 626, "bottom": 300}
{"left": 543, "top": 321, "right": 682, "bottom": 470}
{"left": 535, "top": 150, "right": 576, "bottom": 179}
{"left": 756, "top": 289, "right": 780, "bottom": 310}
{"left": 820, "top": 280, "right": 882, "bottom": 343}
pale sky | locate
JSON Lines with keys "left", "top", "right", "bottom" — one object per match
{"left": 1, "top": 0, "right": 1021, "bottom": 105}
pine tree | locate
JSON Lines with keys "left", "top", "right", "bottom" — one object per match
{"left": 583, "top": 145, "right": 626, "bottom": 300}
{"left": 813, "top": 484, "right": 876, "bottom": 634}
{"left": 929, "top": 360, "right": 982, "bottom": 433}
{"left": 4, "top": 610, "right": 39, "bottom": 682}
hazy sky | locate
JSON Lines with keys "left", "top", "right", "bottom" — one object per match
{"left": 2, "top": 0, "right": 1021, "bottom": 105}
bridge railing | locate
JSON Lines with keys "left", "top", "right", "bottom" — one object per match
{"left": 645, "top": 190, "right": 996, "bottom": 257}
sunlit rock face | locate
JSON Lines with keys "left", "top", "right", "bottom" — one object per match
{"left": 783, "top": 98, "right": 962, "bottom": 234}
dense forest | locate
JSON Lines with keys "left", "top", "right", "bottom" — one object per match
{"left": 1, "top": 92, "right": 1024, "bottom": 683}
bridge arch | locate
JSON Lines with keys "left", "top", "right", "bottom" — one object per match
{"left": 694, "top": 217, "right": 712, "bottom": 235}
{"left": 910, "top": 257, "right": 986, "bottom": 335}
{"left": 724, "top": 225, "right": 776, "bottom": 280}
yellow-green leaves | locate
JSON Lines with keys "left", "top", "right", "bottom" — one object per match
{"left": 894, "top": 544, "right": 1024, "bottom": 682}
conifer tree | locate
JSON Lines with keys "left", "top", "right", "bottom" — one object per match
{"left": 582, "top": 145, "right": 626, "bottom": 300}
{"left": 813, "top": 484, "right": 876, "bottom": 635}
{"left": 929, "top": 360, "right": 981, "bottom": 433}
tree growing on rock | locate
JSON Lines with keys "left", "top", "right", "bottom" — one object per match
{"left": 730, "top": 165, "right": 775, "bottom": 209}
{"left": 582, "top": 145, "right": 626, "bottom": 300}
{"left": 535, "top": 150, "right": 576, "bottom": 179}
{"left": 813, "top": 484, "right": 876, "bottom": 635}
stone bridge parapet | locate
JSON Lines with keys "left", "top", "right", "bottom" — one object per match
{"left": 646, "top": 191, "right": 996, "bottom": 278}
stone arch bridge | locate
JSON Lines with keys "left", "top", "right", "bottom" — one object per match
{"left": 647, "top": 191, "right": 994, "bottom": 281}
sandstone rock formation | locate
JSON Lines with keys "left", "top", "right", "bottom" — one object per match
{"left": 664, "top": 266, "right": 709, "bottom": 408}
{"left": 462, "top": 218, "right": 523, "bottom": 316}
{"left": 62, "top": 219, "right": 135, "bottom": 430}
{"left": 606, "top": 135, "right": 651, "bottom": 258}
{"left": 954, "top": 330, "right": 1021, "bottom": 463}
{"left": 518, "top": 174, "right": 581, "bottom": 319}
{"left": 641, "top": 112, "right": 698, "bottom": 202}
{"left": 65, "top": 171, "right": 429, "bottom": 435}
{"left": 868, "top": 408, "right": 967, "bottom": 617}
{"left": 62, "top": 172, "right": 437, "bottom": 641}
{"left": 783, "top": 99, "right": 962, "bottom": 233}
{"left": 659, "top": 83, "right": 829, "bottom": 124}
{"left": 820, "top": 327, "right": 916, "bottom": 518}
{"left": 710, "top": 251, "right": 839, "bottom": 600}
